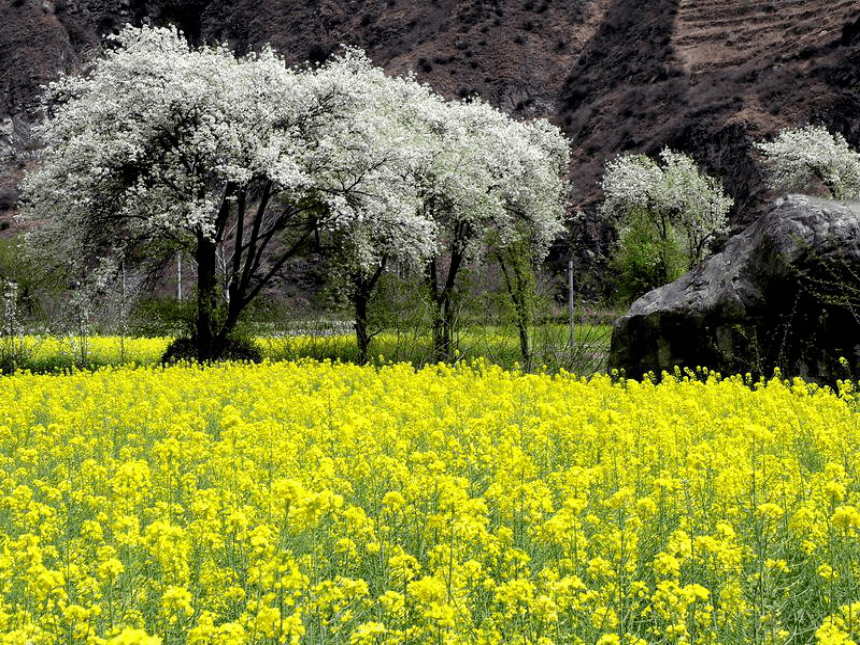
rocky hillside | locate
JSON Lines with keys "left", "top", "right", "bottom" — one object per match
{"left": 1, "top": 0, "right": 859, "bottom": 235}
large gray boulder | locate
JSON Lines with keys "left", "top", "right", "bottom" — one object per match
{"left": 610, "top": 194, "right": 860, "bottom": 380}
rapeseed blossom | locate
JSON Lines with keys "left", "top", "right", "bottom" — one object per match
{"left": 1, "top": 360, "right": 859, "bottom": 643}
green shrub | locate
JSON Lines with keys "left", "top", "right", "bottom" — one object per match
{"left": 612, "top": 211, "right": 687, "bottom": 302}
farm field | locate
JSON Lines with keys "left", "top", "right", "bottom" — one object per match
{"left": 1, "top": 360, "right": 859, "bottom": 644}
{"left": 0, "top": 325, "right": 610, "bottom": 374}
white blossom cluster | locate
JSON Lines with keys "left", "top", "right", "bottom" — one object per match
{"left": 19, "top": 25, "right": 570, "bottom": 290}
{"left": 755, "top": 125, "right": 860, "bottom": 201}
{"left": 600, "top": 149, "right": 733, "bottom": 267}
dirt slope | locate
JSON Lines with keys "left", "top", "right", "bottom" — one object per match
{"left": 675, "top": 0, "right": 855, "bottom": 75}
{"left": 0, "top": 0, "right": 858, "bottom": 232}
{"left": 559, "top": 0, "right": 860, "bottom": 223}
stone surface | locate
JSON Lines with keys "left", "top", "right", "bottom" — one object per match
{"left": 610, "top": 194, "right": 860, "bottom": 380}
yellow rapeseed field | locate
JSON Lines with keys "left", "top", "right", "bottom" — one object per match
{"left": 1, "top": 359, "right": 859, "bottom": 645}
{"left": 0, "top": 326, "right": 608, "bottom": 372}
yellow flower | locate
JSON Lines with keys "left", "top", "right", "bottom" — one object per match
{"left": 254, "top": 605, "right": 281, "bottom": 639}
{"left": 3, "top": 352, "right": 860, "bottom": 643}
{"left": 389, "top": 551, "right": 421, "bottom": 584}
{"left": 832, "top": 506, "right": 860, "bottom": 531}
{"left": 816, "top": 620, "right": 854, "bottom": 645}
{"left": 818, "top": 564, "right": 839, "bottom": 582}
{"left": 596, "top": 634, "right": 620, "bottom": 645}
{"left": 653, "top": 552, "right": 681, "bottom": 579}
{"left": 407, "top": 576, "right": 446, "bottom": 604}
{"left": 680, "top": 583, "right": 710, "bottom": 604}
{"left": 756, "top": 503, "right": 785, "bottom": 522}
{"left": 495, "top": 578, "right": 536, "bottom": 617}
{"left": 591, "top": 606, "right": 618, "bottom": 630}
{"left": 349, "top": 621, "right": 387, "bottom": 645}
{"left": 605, "top": 487, "right": 635, "bottom": 510}
{"left": 379, "top": 590, "right": 405, "bottom": 616}
{"left": 825, "top": 481, "right": 847, "bottom": 504}
{"left": 98, "top": 557, "right": 125, "bottom": 581}
{"left": 161, "top": 585, "right": 194, "bottom": 621}
{"left": 106, "top": 628, "right": 162, "bottom": 645}
{"left": 381, "top": 491, "right": 405, "bottom": 511}
{"left": 765, "top": 558, "right": 789, "bottom": 574}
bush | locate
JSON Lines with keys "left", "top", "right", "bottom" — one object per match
{"left": 161, "top": 336, "right": 263, "bottom": 364}
{"left": 611, "top": 211, "right": 688, "bottom": 302}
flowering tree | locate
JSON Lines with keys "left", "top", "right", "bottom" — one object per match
{"left": 321, "top": 210, "right": 434, "bottom": 365}
{"left": 20, "top": 26, "right": 429, "bottom": 361}
{"left": 755, "top": 125, "right": 860, "bottom": 201}
{"left": 600, "top": 149, "right": 732, "bottom": 300}
{"left": 299, "top": 62, "right": 446, "bottom": 365}
{"left": 321, "top": 91, "right": 570, "bottom": 365}
{"left": 413, "top": 99, "right": 570, "bottom": 362}
{"left": 317, "top": 80, "right": 439, "bottom": 364}
{"left": 21, "top": 25, "right": 570, "bottom": 362}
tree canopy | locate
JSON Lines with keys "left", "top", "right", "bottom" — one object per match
{"left": 755, "top": 125, "right": 860, "bottom": 201}
{"left": 411, "top": 97, "right": 570, "bottom": 361}
{"left": 20, "top": 25, "right": 570, "bottom": 361}
{"left": 600, "top": 149, "right": 732, "bottom": 301}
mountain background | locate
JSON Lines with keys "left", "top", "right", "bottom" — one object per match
{"left": 1, "top": 0, "right": 859, "bottom": 283}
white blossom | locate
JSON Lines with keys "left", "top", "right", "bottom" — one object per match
{"left": 18, "top": 25, "right": 570, "bottom": 357}
{"left": 755, "top": 125, "right": 860, "bottom": 201}
{"left": 600, "top": 149, "right": 732, "bottom": 269}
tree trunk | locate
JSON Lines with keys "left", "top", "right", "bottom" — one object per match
{"left": 195, "top": 231, "right": 218, "bottom": 362}
{"left": 352, "top": 260, "right": 387, "bottom": 366}
{"left": 497, "top": 247, "right": 532, "bottom": 371}
{"left": 427, "top": 224, "right": 469, "bottom": 364}
{"left": 189, "top": 181, "right": 318, "bottom": 363}
{"left": 428, "top": 258, "right": 457, "bottom": 363}
{"left": 655, "top": 249, "right": 670, "bottom": 287}
{"left": 430, "top": 298, "right": 455, "bottom": 363}
{"left": 354, "top": 289, "right": 371, "bottom": 366}
{"left": 441, "top": 291, "right": 456, "bottom": 362}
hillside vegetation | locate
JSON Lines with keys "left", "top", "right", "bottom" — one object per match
{"left": 1, "top": 0, "right": 858, "bottom": 227}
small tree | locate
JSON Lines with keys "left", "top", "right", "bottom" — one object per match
{"left": 311, "top": 78, "right": 445, "bottom": 364}
{"left": 755, "top": 125, "right": 860, "bottom": 200}
{"left": 414, "top": 99, "right": 570, "bottom": 362}
{"left": 324, "top": 227, "right": 430, "bottom": 365}
{"left": 757, "top": 126, "right": 860, "bottom": 346}
{"left": 600, "top": 149, "right": 732, "bottom": 301}
{"left": 321, "top": 199, "right": 437, "bottom": 365}
{"left": 493, "top": 233, "right": 538, "bottom": 370}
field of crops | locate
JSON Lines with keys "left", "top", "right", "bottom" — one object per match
{"left": 0, "top": 325, "right": 609, "bottom": 374}
{"left": 2, "top": 359, "right": 860, "bottom": 644}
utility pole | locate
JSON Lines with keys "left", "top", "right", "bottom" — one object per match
{"left": 120, "top": 261, "right": 127, "bottom": 362}
{"left": 177, "top": 253, "right": 183, "bottom": 301}
{"left": 568, "top": 258, "right": 576, "bottom": 352}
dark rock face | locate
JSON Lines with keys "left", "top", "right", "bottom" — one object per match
{"left": 610, "top": 195, "right": 860, "bottom": 380}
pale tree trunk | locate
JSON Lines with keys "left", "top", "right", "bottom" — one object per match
{"left": 497, "top": 246, "right": 533, "bottom": 371}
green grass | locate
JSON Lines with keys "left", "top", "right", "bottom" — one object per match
{"left": 259, "top": 323, "right": 611, "bottom": 373}
{"left": 0, "top": 323, "right": 613, "bottom": 375}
